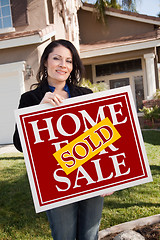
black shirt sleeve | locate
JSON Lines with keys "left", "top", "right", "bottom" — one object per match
{"left": 13, "top": 88, "right": 46, "bottom": 152}
{"left": 13, "top": 84, "right": 93, "bottom": 152}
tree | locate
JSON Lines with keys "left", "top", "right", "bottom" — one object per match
{"left": 122, "top": 0, "right": 137, "bottom": 12}
{"left": 93, "top": 0, "right": 137, "bottom": 24}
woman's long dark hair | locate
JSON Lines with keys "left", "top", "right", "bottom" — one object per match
{"left": 35, "top": 39, "right": 84, "bottom": 88}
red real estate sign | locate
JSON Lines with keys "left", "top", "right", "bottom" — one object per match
{"left": 15, "top": 86, "right": 152, "bottom": 213}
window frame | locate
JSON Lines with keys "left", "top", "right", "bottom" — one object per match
{"left": 0, "top": 0, "right": 15, "bottom": 33}
{"left": 92, "top": 58, "right": 145, "bottom": 114}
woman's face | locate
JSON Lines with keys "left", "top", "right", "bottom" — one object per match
{"left": 45, "top": 45, "right": 73, "bottom": 86}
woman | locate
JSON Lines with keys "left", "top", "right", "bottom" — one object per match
{"left": 13, "top": 39, "right": 104, "bottom": 240}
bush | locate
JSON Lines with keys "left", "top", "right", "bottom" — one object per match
{"left": 80, "top": 79, "right": 109, "bottom": 92}
{"left": 154, "top": 89, "right": 160, "bottom": 99}
{"left": 139, "top": 105, "right": 160, "bottom": 124}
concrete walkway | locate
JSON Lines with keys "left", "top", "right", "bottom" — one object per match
{"left": 0, "top": 144, "right": 19, "bottom": 155}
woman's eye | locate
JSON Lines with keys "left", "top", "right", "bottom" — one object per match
{"left": 66, "top": 60, "right": 72, "bottom": 63}
{"left": 53, "top": 57, "right": 59, "bottom": 60}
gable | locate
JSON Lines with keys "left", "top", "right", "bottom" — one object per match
{"left": 78, "top": 8, "right": 156, "bottom": 44}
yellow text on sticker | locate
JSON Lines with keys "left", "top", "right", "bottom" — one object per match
{"left": 53, "top": 117, "right": 121, "bottom": 175}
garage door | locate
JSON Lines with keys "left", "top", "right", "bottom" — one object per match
{"left": 0, "top": 61, "right": 25, "bottom": 144}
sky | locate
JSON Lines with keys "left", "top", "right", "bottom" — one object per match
{"left": 83, "top": 0, "right": 160, "bottom": 17}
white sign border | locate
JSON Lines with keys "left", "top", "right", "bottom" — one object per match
{"left": 15, "top": 86, "right": 152, "bottom": 213}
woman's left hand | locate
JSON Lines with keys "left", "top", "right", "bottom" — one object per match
{"left": 101, "top": 192, "right": 114, "bottom": 197}
{"left": 40, "top": 92, "right": 64, "bottom": 106}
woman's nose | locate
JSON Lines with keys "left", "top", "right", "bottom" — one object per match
{"left": 59, "top": 59, "right": 66, "bottom": 67}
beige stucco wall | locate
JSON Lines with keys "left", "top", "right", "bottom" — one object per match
{"left": 54, "top": 11, "right": 66, "bottom": 41}
{"left": 82, "top": 47, "right": 154, "bottom": 88}
{"left": 15, "top": 0, "right": 48, "bottom": 32}
{"left": 53, "top": 0, "right": 81, "bottom": 50}
{"left": 78, "top": 9, "right": 155, "bottom": 44}
{"left": 0, "top": 45, "right": 38, "bottom": 91}
{"left": 0, "top": 39, "right": 52, "bottom": 91}
{"left": 81, "top": 48, "right": 155, "bottom": 66}
{"left": 82, "top": 47, "right": 158, "bottom": 101}
{"left": 24, "top": 39, "right": 52, "bottom": 91}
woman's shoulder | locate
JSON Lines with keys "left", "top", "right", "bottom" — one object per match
{"left": 78, "top": 85, "right": 93, "bottom": 94}
{"left": 19, "top": 83, "right": 49, "bottom": 108}
{"left": 21, "top": 86, "right": 42, "bottom": 98}
{"left": 69, "top": 84, "right": 93, "bottom": 97}
{"left": 20, "top": 87, "right": 40, "bottom": 100}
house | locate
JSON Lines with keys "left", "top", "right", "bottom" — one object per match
{"left": 0, "top": 1, "right": 160, "bottom": 144}
{"left": 0, "top": 0, "right": 81, "bottom": 144}
{"left": 78, "top": 3, "right": 160, "bottom": 113}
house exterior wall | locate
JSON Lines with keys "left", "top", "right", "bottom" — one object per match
{"left": 0, "top": 38, "right": 53, "bottom": 144}
{"left": 78, "top": 9, "right": 155, "bottom": 44}
{"left": 53, "top": 0, "right": 81, "bottom": 50}
{"left": 0, "top": 0, "right": 55, "bottom": 144}
{"left": 82, "top": 48, "right": 154, "bottom": 65}
{"left": 0, "top": 0, "right": 55, "bottom": 91}
{"left": 82, "top": 47, "right": 156, "bottom": 109}
{"left": 10, "top": 0, "right": 81, "bottom": 49}
{"left": 0, "top": 0, "right": 82, "bottom": 92}
{"left": 12, "top": 0, "right": 48, "bottom": 32}
{"left": 0, "top": 1, "right": 159, "bottom": 144}
{"left": 0, "top": 39, "right": 51, "bottom": 91}
{"left": 54, "top": 8, "right": 66, "bottom": 41}
{"left": 0, "top": 0, "right": 81, "bottom": 144}
{"left": 0, "top": 45, "right": 38, "bottom": 92}
{"left": 78, "top": 5, "right": 159, "bottom": 105}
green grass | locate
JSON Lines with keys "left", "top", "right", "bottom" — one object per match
{"left": 0, "top": 130, "right": 160, "bottom": 239}
{"left": 101, "top": 130, "right": 160, "bottom": 230}
{"left": 0, "top": 153, "right": 52, "bottom": 240}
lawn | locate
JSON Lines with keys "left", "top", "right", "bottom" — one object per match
{"left": 0, "top": 130, "right": 160, "bottom": 239}
{"left": 101, "top": 130, "right": 160, "bottom": 229}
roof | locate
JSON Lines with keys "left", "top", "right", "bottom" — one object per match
{"left": 81, "top": 3, "right": 160, "bottom": 26}
{"left": 0, "top": 25, "right": 55, "bottom": 49}
{"left": 80, "top": 29, "right": 160, "bottom": 58}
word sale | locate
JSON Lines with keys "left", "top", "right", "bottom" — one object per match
{"left": 53, "top": 144, "right": 130, "bottom": 192}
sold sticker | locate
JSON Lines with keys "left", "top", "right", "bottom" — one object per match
{"left": 53, "top": 117, "right": 121, "bottom": 175}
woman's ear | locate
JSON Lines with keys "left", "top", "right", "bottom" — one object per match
{"left": 44, "top": 61, "right": 47, "bottom": 67}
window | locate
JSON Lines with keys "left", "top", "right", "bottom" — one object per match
{"left": 94, "top": 58, "right": 144, "bottom": 112}
{"left": 96, "top": 59, "right": 142, "bottom": 77}
{"left": 47, "top": 0, "right": 54, "bottom": 24}
{"left": 110, "top": 78, "right": 129, "bottom": 89}
{"left": 0, "top": 0, "right": 13, "bottom": 30}
{"left": 134, "top": 76, "right": 144, "bottom": 112}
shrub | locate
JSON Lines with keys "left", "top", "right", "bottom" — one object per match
{"left": 154, "top": 89, "right": 160, "bottom": 99}
{"left": 139, "top": 105, "right": 160, "bottom": 124}
{"left": 80, "top": 79, "right": 109, "bottom": 92}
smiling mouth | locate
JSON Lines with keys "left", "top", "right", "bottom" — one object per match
{"left": 56, "top": 70, "right": 67, "bottom": 74}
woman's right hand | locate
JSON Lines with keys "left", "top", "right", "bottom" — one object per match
{"left": 40, "top": 92, "right": 64, "bottom": 106}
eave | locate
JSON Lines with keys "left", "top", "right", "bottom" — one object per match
{"left": 80, "top": 30, "right": 160, "bottom": 59}
{"left": 0, "top": 25, "right": 56, "bottom": 50}
{"left": 81, "top": 3, "right": 160, "bottom": 26}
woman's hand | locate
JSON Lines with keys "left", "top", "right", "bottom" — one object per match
{"left": 40, "top": 92, "right": 64, "bottom": 106}
{"left": 101, "top": 192, "right": 114, "bottom": 197}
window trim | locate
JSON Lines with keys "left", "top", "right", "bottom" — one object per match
{"left": 93, "top": 63, "right": 144, "bottom": 113}
{"left": 95, "top": 58, "right": 142, "bottom": 77}
{"left": 0, "top": 26, "right": 15, "bottom": 34}
{"left": 0, "top": 0, "right": 14, "bottom": 32}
